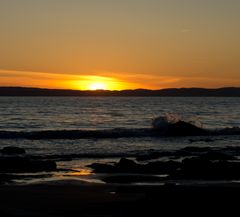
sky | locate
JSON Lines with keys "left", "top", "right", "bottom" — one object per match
{"left": 0, "top": 0, "right": 239, "bottom": 90}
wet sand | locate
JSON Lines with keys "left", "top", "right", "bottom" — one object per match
{"left": 0, "top": 180, "right": 239, "bottom": 216}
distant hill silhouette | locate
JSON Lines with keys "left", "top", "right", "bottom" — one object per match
{"left": 0, "top": 87, "right": 240, "bottom": 97}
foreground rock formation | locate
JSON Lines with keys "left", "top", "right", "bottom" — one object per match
{"left": 88, "top": 150, "right": 240, "bottom": 183}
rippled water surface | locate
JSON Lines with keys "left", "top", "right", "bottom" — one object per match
{"left": 0, "top": 97, "right": 240, "bottom": 158}
{"left": 0, "top": 97, "right": 240, "bottom": 131}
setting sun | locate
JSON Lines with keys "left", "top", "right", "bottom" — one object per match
{"left": 89, "top": 82, "right": 107, "bottom": 90}
{"left": 70, "top": 75, "right": 130, "bottom": 90}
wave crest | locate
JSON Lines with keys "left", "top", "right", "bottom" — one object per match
{"left": 0, "top": 114, "right": 239, "bottom": 139}
{"left": 152, "top": 113, "right": 202, "bottom": 130}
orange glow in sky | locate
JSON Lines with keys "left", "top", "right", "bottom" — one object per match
{"left": 70, "top": 76, "right": 126, "bottom": 90}
{"left": 1, "top": 69, "right": 240, "bottom": 90}
{"left": 0, "top": 1, "right": 240, "bottom": 89}
{"left": 0, "top": 70, "right": 141, "bottom": 90}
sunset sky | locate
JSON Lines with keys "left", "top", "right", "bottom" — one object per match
{"left": 0, "top": 0, "right": 240, "bottom": 90}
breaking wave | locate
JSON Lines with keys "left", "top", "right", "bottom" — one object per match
{"left": 0, "top": 114, "right": 239, "bottom": 139}
{"left": 152, "top": 113, "right": 203, "bottom": 130}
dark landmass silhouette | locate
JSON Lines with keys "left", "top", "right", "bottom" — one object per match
{"left": 0, "top": 86, "right": 240, "bottom": 96}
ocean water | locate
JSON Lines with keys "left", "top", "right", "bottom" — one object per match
{"left": 0, "top": 97, "right": 240, "bottom": 180}
{"left": 1, "top": 97, "right": 240, "bottom": 131}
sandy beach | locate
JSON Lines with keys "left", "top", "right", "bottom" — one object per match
{"left": 0, "top": 181, "right": 142, "bottom": 217}
{"left": 0, "top": 180, "right": 240, "bottom": 217}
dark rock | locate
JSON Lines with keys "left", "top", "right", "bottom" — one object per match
{"left": 1, "top": 146, "right": 26, "bottom": 155}
{"left": 115, "top": 158, "right": 140, "bottom": 172}
{"left": 103, "top": 175, "right": 165, "bottom": 184}
{"left": 169, "top": 157, "right": 214, "bottom": 179}
{"left": 170, "top": 157, "right": 240, "bottom": 180}
{"left": 176, "top": 147, "right": 235, "bottom": 161}
{"left": 165, "top": 121, "right": 208, "bottom": 136}
{"left": 181, "top": 146, "right": 212, "bottom": 153}
{"left": 137, "top": 147, "right": 221, "bottom": 162}
{"left": 88, "top": 158, "right": 180, "bottom": 175}
{"left": 189, "top": 138, "right": 215, "bottom": 143}
{"left": 198, "top": 151, "right": 235, "bottom": 161}
{"left": 145, "top": 161, "right": 180, "bottom": 174}
{"left": 176, "top": 147, "right": 211, "bottom": 157}
{"left": 182, "top": 157, "right": 213, "bottom": 172}
{"left": 117, "top": 158, "right": 137, "bottom": 167}
{"left": 89, "top": 154, "right": 240, "bottom": 181}
{"left": 136, "top": 151, "right": 172, "bottom": 161}
{"left": 87, "top": 163, "right": 116, "bottom": 173}
{"left": 88, "top": 158, "right": 139, "bottom": 174}
{"left": 0, "top": 157, "right": 57, "bottom": 173}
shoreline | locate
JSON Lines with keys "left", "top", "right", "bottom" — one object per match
{"left": 2, "top": 143, "right": 240, "bottom": 185}
{"left": 1, "top": 179, "right": 240, "bottom": 216}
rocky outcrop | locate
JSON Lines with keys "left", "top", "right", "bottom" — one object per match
{"left": 164, "top": 121, "right": 208, "bottom": 136}
{"left": 88, "top": 154, "right": 240, "bottom": 183}
{"left": 0, "top": 157, "right": 57, "bottom": 173}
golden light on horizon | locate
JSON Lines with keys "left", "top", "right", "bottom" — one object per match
{"left": 70, "top": 75, "right": 127, "bottom": 90}
{"left": 89, "top": 82, "right": 107, "bottom": 90}
{"left": 0, "top": 70, "right": 146, "bottom": 90}
{"left": 2, "top": 69, "right": 239, "bottom": 90}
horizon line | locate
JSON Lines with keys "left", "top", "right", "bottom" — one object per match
{"left": 0, "top": 86, "right": 239, "bottom": 91}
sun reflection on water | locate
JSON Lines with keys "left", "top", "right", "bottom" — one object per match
{"left": 66, "top": 169, "right": 93, "bottom": 176}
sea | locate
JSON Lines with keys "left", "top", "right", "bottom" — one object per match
{"left": 0, "top": 97, "right": 240, "bottom": 184}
